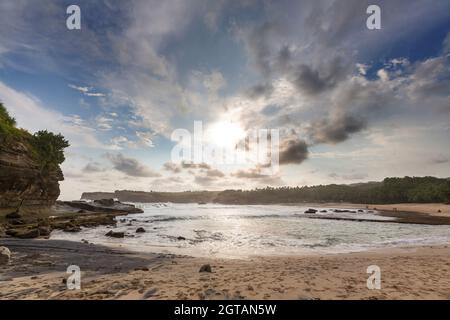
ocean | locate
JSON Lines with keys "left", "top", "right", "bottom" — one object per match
{"left": 51, "top": 203, "right": 450, "bottom": 258}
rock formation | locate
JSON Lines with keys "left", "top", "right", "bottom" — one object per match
{"left": 0, "top": 103, "right": 68, "bottom": 212}
{"left": 0, "top": 140, "right": 63, "bottom": 209}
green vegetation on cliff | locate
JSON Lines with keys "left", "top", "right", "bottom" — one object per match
{"left": 0, "top": 102, "right": 69, "bottom": 170}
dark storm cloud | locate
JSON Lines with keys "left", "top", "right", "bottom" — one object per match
{"left": 309, "top": 114, "right": 366, "bottom": 144}
{"left": 106, "top": 153, "right": 160, "bottom": 177}
{"left": 292, "top": 57, "right": 350, "bottom": 96}
{"left": 246, "top": 83, "right": 274, "bottom": 99}
{"left": 279, "top": 139, "right": 309, "bottom": 165}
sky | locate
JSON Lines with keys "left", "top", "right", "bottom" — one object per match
{"left": 0, "top": 0, "right": 449, "bottom": 200}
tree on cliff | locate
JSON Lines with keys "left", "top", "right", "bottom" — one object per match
{"left": 32, "top": 130, "right": 69, "bottom": 169}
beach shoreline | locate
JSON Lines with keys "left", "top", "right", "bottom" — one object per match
{"left": 2, "top": 202, "right": 450, "bottom": 300}
{"left": 1, "top": 238, "right": 450, "bottom": 300}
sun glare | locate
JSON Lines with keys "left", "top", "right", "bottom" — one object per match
{"left": 207, "top": 120, "right": 246, "bottom": 148}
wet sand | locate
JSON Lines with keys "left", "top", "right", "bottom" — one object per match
{"left": 314, "top": 203, "right": 450, "bottom": 217}
{"left": 1, "top": 239, "right": 450, "bottom": 300}
{"left": 305, "top": 203, "right": 450, "bottom": 225}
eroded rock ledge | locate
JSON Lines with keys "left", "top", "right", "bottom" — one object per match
{"left": 1, "top": 200, "right": 143, "bottom": 239}
{"left": 0, "top": 141, "right": 63, "bottom": 209}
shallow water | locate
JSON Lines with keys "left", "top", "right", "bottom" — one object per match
{"left": 51, "top": 203, "right": 450, "bottom": 258}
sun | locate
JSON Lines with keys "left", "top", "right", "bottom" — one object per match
{"left": 207, "top": 120, "right": 246, "bottom": 148}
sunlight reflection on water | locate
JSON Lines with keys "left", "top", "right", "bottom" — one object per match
{"left": 51, "top": 203, "right": 450, "bottom": 258}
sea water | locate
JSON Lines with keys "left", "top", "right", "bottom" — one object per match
{"left": 51, "top": 203, "right": 450, "bottom": 258}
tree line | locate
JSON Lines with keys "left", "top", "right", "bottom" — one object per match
{"left": 214, "top": 177, "right": 450, "bottom": 204}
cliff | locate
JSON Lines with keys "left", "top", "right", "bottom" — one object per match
{"left": 0, "top": 140, "right": 63, "bottom": 209}
{"left": 0, "top": 103, "right": 67, "bottom": 211}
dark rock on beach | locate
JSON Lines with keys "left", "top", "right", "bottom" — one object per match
{"left": 304, "top": 208, "right": 318, "bottom": 214}
{"left": 38, "top": 226, "right": 52, "bottom": 237}
{"left": 136, "top": 227, "right": 146, "bottom": 233}
{"left": 199, "top": 264, "right": 212, "bottom": 273}
{"left": 58, "top": 200, "right": 144, "bottom": 214}
{"left": 64, "top": 225, "right": 82, "bottom": 233}
{"left": 105, "top": 230, "right": 125, "bottom": 238}
{"left": 16, "top": 228, "right": 40, "bottom": 239}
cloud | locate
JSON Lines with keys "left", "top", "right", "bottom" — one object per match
{"left": 309, "top": 115, "right": 366, "bottom": 144}
{"left": 96, "top": 115, "right": 114, "bottom": 131}
{"left": 83, "top": 162, "right": 105, "bottom": 173}
{"left": 443, "top": 31, "right": 450, "bottom": 54}
{"left": 136, "top": 131, "right": 155, "bottom": 147}
{"left": 163, "top": 161, "right": 213, "bottom": 174}
{"left": 106, "top": 153, "right": 161, "bottom": 177}
{"left": 206, "top": 168, "right": 225, "bottom": 178}
{"left": 163, "top": 162, "right": 181, "bottom": 173}
{"left": 194, "top": 175, "right": 218, "bottom": 186}
{"left": 279, "top": 138, "right": 309, "bottom": 165}
{"left": 246, "top": 83, "right": 274, "bottom": 99}
{"left": 431, "top": 155, "right": 450, "bottom": 164}
{"left": 377, "top": 69, "right": 389, "bottom": 82}
{"left": 292, "top": 57, "right": 350, "bottom": 96}
{"left": 231, "top": 167, "right": 284, "bottom": 185}
{"left": 68, "top": 84, "right": 90, "bottom": 93}
{"left": 329, "top": 172, "right": 369, "bottom": 181}
{"left": 84, "top": 92, "right": 106, "bottom": 97}
{"left": 181, "top": 162, "right": 211, "bottom": 170}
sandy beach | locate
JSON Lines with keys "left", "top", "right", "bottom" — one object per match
{"left": 319, "top": 203, "right": 450, "bottom": 217}
{"left": 1, "top": 238, "right": 450, "bottom": 300}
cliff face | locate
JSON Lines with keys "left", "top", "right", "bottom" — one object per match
{"left": 0, "top": 139, "right": 63, "bottom": 209}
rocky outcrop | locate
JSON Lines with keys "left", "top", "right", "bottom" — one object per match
{"left": 105, "top": 230, "right": 125, "bottom": 238}
{"left": 0, "top": 140, "right": 63, "bottom": 210}
{"left": 58, "top": 200, "right": 144, "bottom": 214}
{"left": 0, "top": 246, "right": 11, "bottom": 265}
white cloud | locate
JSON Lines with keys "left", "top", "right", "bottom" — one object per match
{"left": 68, "top": 84, "right": 105, "bottom": 97}
{"left": 377, "top": 69, "right": 389, "bottom": 81}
